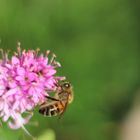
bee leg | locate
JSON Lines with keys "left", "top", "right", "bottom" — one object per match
{"left": 58, "top": 101, "right": 68, "bottom": 119}
{"left": 45, "top": 95, "right": 60, "bottom": 101}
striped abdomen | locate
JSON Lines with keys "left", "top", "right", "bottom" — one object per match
{"left": 39, "top": 101, "right": 65, "bottom": 117}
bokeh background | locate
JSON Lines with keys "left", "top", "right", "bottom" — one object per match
{"left": 0, "top": 0, "right": 140, "bottom": 140}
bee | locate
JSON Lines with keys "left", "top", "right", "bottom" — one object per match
{"left": 39, "top": 82, "right": 74, "bottom": 117}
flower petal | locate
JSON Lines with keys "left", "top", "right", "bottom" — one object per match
{"left": 8, "top": 113, "right": 33, "bottom": 129}
{"left": 16, "top": 67, "right": 25, "bottom": 76}
{"left": 4, "top": 88, "right": 19, "bottom": 98}
{"left": 11, "top": 56, "right": 20, "bottom": 65}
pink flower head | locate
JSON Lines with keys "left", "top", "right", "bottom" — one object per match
{"left": 0, "top": 44, "right": 65, "bottom": 130}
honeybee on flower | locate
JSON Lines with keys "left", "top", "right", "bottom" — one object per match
{"left": 0, "top": 42, "right": 65, "bottom": 138}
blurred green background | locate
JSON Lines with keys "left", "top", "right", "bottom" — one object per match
{"left": 0, "top": 0, "right": 140, "bottom": 140}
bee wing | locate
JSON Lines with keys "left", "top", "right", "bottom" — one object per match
{"left": 40, "top": 100, "right": 57, "bottom": 108}
{"left": 40, "top": 95, "right": 60, "bottom": 106}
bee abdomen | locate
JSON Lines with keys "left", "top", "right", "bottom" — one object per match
{"left": 39, "top": 103, "right": 63, "bottom": 117}
{"left": 39, "top": 107, "right": 49, "bottom": 116}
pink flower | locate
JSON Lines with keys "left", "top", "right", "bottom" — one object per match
{"left": 0, "top": 44, "right": 65, "bottom": 131}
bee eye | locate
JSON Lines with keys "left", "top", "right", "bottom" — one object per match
{"left": 64, "top": 83, "right": 70, "bottom": 88}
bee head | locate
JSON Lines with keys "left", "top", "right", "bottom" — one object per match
{"left": 61, "top": 82, "right": 71, "bottom": 90}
